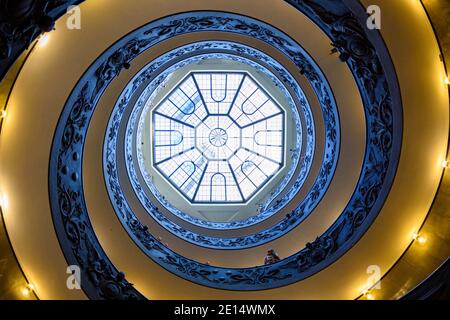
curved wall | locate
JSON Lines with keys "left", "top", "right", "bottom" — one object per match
{"left": 0, "top": 0, "right": 447, "bottom": 299}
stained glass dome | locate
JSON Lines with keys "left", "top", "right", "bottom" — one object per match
{"left": 152, "top": 72, "right": 285, "bottom": 203}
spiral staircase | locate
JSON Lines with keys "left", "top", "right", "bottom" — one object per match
{"left": 0, "top": 0, "right": 449, "bottom": 300}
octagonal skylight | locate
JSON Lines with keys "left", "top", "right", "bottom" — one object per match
{"left": 152, "top": 72, "right": 285, "bottom": 203}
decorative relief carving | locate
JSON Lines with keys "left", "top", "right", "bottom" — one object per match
{"left": 0, "top": 0, "right": 80, "bottom": 79}
{"left": 102, "top": 32, "right": 337, "bottom": 248}
{"left": 114, "top": 44, "right": 319, "bottom": 240}
{"left": 48, "top": 5, "right": 400, "bottom": 297}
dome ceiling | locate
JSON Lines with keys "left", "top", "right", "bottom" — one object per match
{"left": 0, "top": 0, "right": 448, "bottom": 300}
{"left": 152, "top": 70, "right": 286, "bottom": 205}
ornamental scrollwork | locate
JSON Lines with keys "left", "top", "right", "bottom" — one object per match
{"left": 49, "top": 5, "right": 401, "bottom": 297}
{"left": 100, "top": 13, "right": 339, "bottom": 247}
{"left": 0, "top": 0, "right": 81, "bottom": 77}
{"left": 116, "top": 44, "right": 319, "bottom": 240}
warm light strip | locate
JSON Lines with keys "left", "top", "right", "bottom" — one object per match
{"left": 412, "top": 232, "right": 427, "bottom": 245}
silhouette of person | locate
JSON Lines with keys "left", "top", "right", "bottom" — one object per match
{"left": 264, "top": 249, "right": 281, "bottom": 265}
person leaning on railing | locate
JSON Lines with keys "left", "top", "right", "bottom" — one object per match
{"left": 264, "top": 249, "right": 281, "bottom": 265}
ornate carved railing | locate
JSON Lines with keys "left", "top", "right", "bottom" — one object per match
{"left": 1, "top": 0, "right": 405, "bottom": 300}
{"left": 0, "top": 0, "right": 83, "bottom": 79}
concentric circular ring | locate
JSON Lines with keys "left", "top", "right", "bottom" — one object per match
{"left": 49, "top": 8, "right": 401, "bottom": 294}
{"left": 208, "top": 128, "right": 228, "bottom": 147}
{"left": 131, "top": 45, "right": 315, "bottom": 231}
{"left": 105, "top": 36, "right": 337, "bottom": 249}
